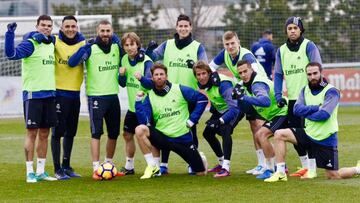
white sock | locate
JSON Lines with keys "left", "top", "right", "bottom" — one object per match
{"left": 299, "top": 155, "right": 309, "bottom": 169}
{"left": 270, "top": 157, "right": 276, "bottom": 171}
{"left": 154, "top": 157, "right": 160, "bottom": 167}
{"left": 160, "top": 163, "right": 168, "bottom": 168}
{"left": 125, "top": 157, "right": 134, "bottom": 170}
{"left": 105, "top": 157, "right": 113, "bottom": 163}
{"left": 222, "top": 159, "right": 230, "bottom": 171}
{"left": 36, "top": 158, "right": 46, "bottom": 174}
{"left": 218, "top": 156, "right": 224, "bottom": 165}
{"left": 355, "top": 166, "right": 360, "bottom": 174}
{"left": 26, "top": 161, "right": 34, "bottom": 175}
{"left": 256, "top": 149, "right": 265, "bottom": 167}
{"left": 308, "top": 158, "right": 317, "bottom": 173}
{"left": 144, "top": 153, "right": 156, "bottom": 167}
{"left": 276, "top": 162, "right": 286, "bottom": 174}
{"left": 93, "top": 161, "right": 100, "bottom": 171}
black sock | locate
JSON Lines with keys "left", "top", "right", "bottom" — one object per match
{"left": 51, "top": 135, "right": 61, "bottom": 172}
{"left": 62, "top": 135, "right": 74, "bottom": 169}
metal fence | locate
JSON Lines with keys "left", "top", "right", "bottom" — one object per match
{"left": 1, "top": 0, "right": 359, "bottom": 76}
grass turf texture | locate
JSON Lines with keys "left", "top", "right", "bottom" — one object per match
{"left": 0, "top": 107, "right": 359, "bottom": 202}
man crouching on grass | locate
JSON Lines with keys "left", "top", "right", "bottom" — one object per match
{"left": 265, "top": 62, "right": 360, "bottom": 182}
{"left": 134, "top": 63, "right": 208, "bottom": 179}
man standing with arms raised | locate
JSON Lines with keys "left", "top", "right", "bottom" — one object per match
{"left": 5, "top": 15, "right": 57, "bottom": 183}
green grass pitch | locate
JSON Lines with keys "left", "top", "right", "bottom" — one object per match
{"left": 0, "top": 107, "right": 359, "bottom": 202}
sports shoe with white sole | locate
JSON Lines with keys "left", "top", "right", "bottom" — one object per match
{"left": 37, "top": 172, "right": 57, "bottom": 181}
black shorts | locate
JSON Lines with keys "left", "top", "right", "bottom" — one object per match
{"left": 123, "top": 110, "right": 139, "bottom": 134}
{"left": 263, "top": 115, "right": 288, "bottom": 133}
{"left": 292, "top": 128, "right": 339, "bottom": 170}
{"left": 52, "top": 96, "right": 80, "bottom": 138}
{"left": 88, "top": 96, "right": 121, "bottom": 140}
{"left": 288, "top": 100, "right": 304, "bottom": 128}
{"left": 149, "top": 127, "right": 205, "bottom": 173}
{"left": 23, "top": 97, "right": 57, "bottom": 129}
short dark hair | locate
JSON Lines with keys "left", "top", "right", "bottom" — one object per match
{"left": 37, "top": 15, "right": 52, "bottom": 25}
{"left": 98, "top": 20, "right": 112, "bottom": 26}
{"left": 263, "top": 29, "right": 272, "bottom": 35}
{"left": 306, "top": 62, "right": 323, "bottom": 72}
{"left": 151, "top": 63, "right": 168, "bottom": 75}
{"left": 62, "top": 15, "right": 77, "bottom": 23}
{"left": 236, "top": 60, "right": 251, "bottom": 68}
{"left": 176, "top": 14, "right": 191, "bottom": 26}
{"left": 193, "top": 60, "right": 212, "bottom": 76}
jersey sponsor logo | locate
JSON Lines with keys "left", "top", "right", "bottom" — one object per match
{"left": 284, "top": 64, "right": 304, "bottom": 76}
{"left": 127, "top": 77, "right": 140, "bottom": 88}
{"left": 168, "top": 58, "right": 187, "bottom": 68}
{"left": 57, "top": 56, "right": 69, "bottom": 65}
{"left": 42, "top": 55, "right": 55, "bottom": 65}
{"left": 98, "top": 61, "right": 118, "bottom": 72}
{"left": 158, "top": 107, "right": 180, "bottom": 119}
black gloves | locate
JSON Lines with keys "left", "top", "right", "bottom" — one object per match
{"left": 186, "top": 59, "right": 195, "bottom": 69}
{"left": 147, "top": 40, "right": 158, "bottom": 51}
{"left": 32, "top": 33, "right": 52, "bottom": 44}
{"left": 210, "top": 71, "right": 221, "bottom": 86}
{"left": 277, "top": 98, "right": 287, "bottom": 108}
{"left": 205, "top": 119, "right": 221, "bottom": 129}
{"left": 7, "top": 22, "right": 17, "bottom": 32}
{"left": 232, "top": 82, "right": 245, "bottom": 100}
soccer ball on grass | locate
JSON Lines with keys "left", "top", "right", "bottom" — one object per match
{"left": 96, "top": 162, "right": 118, "bottom": 180}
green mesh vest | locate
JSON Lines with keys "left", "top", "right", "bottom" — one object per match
{"left": 280, "top": 38, "right": 310, "bottom": 100}
{"left": 304, "top": 84, "right": 338, "bottom": 141}
{"left": 224, "top": 47, "right": 267, "bottom": 81}
{"left": 206, "top": 74, "right": 235, "bottom": 113}
{"left": 149, "top": 84, "right": 190, "bottom": 138}
{"left": 21, "top": 39, "right": 55, "bottom": 92}
{"left": 163, "top": 39, "right": 200, "bottom": 89}
{"left": 245, "top": 75, "right": 288, "bottom": 121}
{"left": 85, "top": 44, "right": 120, "bottom": 96}
{"left": 121, "top": 54, "right": 152, "bottom": 112}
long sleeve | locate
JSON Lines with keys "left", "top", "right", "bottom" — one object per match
{"left": 180, "top": 85, "right": 208, "bottom": 124}
{"left": 218, "top": 81, "right": 240, "bottom": 123}
{"left": 147, "top": 41, "right": 166, "bottom": 61}
{"left": 135, "top": 96, "right": 153, "bottom": 126}
{"left": 209, "top": 49, "right": 225, "bottom": 71}
{"left": 293, "top": 88, "right": 320, "bottom": 117}
{"left": 306, "top": 41, "right": 322, "bottom": 64}
{"left": 274, "top": 49, "right": 284, "bottom": 102}
{"left": 197, "top": 44, "right": 208, "bottom": 62}
{"left": 139, "top": 60, "right": 154, "bottom": 89}
{"left": 242, "top": 82, "right": 271, "bottom": 107}
{"left": 306, "top": 88, "right": 340, "bottom": 121}
{"left": 5, "top": 31, "right": 34, "bottom": 60}
{"left": 68, "top": 45, "right": 91, "bottom": 67}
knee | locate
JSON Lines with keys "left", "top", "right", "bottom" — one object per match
{"left": 123, "top": 132, "right": 134, "bottom": 142}
{"left": 274, "top": 130, "right": 285, "bottom": 141}
{"left": 135, "top": 125, "right": 148, "bottom": 139}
